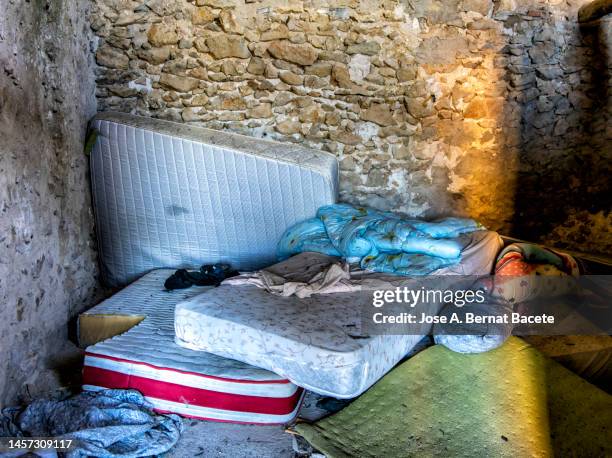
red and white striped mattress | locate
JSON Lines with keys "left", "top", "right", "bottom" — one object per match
{"left": 80, "top": 270, "right": 303, "bottom": 424}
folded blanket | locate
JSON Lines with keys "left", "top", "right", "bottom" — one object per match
{"left": 278, "top": 204, "right": 484, "bottom": 275}
{"left": 433, "top": 298, "right": 513, "bottom": 354}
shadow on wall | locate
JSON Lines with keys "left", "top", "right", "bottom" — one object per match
{"left": 509, "top": 7, "right": 611, "bottom": 252}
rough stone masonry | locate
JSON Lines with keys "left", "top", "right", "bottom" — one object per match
{"left": 91, "top": 0, "right": 611, "bottom": 253}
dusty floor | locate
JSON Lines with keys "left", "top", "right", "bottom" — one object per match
{"left": 165, "top": 420, "right": 295, "bottom": 458}
{"left": 164, "top": 391, "right": 332, "bottom": 457}
{"left": 160, "top": 343, "right": 434, "bottom": 458}
{"left": 163, "top": 340, "right": 432, "bottom": 457}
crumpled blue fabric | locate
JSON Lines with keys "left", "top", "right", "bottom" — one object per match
{"left": 0, "top": 389, "right": 182, "bottom": 458}
{"left": 275, "top": 218, "right": 341, "bottom": 259}
{"left": 361, "top": 252, "right": 459, "bottom": 276}
{"left": 278, "top": 203, "right": 483, "bottom": 275}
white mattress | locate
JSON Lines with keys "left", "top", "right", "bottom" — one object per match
{"left": 81, "top": 270, "right": 287, "bottom": 381}
{"left": 90, "top": 112, "right": 338, "bottom": 286}
{"left": 173, "top": 231, "right": 503, "bottom": 398}
{"left": 81, "top": 270, "right": 303, "bottom": 423}
{"left": 175, "top": 284, "right": 423, "bottom": 398}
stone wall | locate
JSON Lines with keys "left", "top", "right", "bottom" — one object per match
{"left": 91, "top": 0, "right": 611, "bottom": 253}
{"left": 542, "top": 11, "right": 611, "bottom": 254}
{"left": 0, "top": 1, "right": 99, "bottom": 406}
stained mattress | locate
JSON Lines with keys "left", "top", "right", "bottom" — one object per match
{"left": 175, "top": 231, "right": 503, "bottom": 398}
{"left": 90, "top": 112, "right": 338, "bottom": 287}
{"left": 79, "top": 270, "right": 303, "bottom": 424}
{"left": 295, "top": 337, "right": 612, "bottom": 457}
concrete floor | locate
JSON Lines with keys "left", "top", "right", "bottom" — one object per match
{"left": 166, "top": 420, "right": 295, "bottom": 458}
{"left": 162, "top": 340, "right": 435, "bottom": 457}
{"left": 164, "top": 391, "right": 332, "bottom": 457}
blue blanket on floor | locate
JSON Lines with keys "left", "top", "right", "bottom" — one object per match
{"left": 278, "top": 204, "right": 484, "bottom": 275}
{"left": 0, "top": 390, "right": 182, "bottom": 458}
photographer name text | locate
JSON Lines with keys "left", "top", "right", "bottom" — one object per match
{"left": 372, "top": 312, "right": 555, "bottom": 325}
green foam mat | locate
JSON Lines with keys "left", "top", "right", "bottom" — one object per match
{"left": 296, "top": 337, "right": 611, "bottom": 457}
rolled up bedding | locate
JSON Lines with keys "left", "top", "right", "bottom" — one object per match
{"left": 434, "top": 242, "right": 581, "bottom": 354}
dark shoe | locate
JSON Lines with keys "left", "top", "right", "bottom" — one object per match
{"left": 164, "top": 269, "right": 194, "bottom": 290}
{"left": 164, "top": 264, "right": 239, "bottom": 290}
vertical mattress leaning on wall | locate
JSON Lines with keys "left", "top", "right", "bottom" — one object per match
{"left": 90, "top": 111, "right": 339, "bottom": 287}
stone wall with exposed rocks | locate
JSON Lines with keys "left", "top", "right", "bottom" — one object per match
{"left": 90, "top": 0, "right": 611, "bottom": 253}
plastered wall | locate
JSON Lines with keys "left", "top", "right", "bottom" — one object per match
{"left": 0, "top": 0, "right": 99, "bottom": 406}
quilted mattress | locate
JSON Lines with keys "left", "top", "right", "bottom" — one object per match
{"left": 90, "top": 112, "right": 338, "bottom": 287}
{"left": 175, "top": 285, "right": 422, "bottom": 399}
{"left": 174, "top": 231, "right": 503, "bottom": 398}
{"left": 79, "top": 270, "right": 303, "bottom": 424}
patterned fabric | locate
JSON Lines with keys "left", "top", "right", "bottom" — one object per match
{"left": 278, "top": 203, "right": 484, "bottom": 275}
{"left": 492, "top": 243, "right": 579, "bottom": 304}
{"left": 434, "top": 243, "right": 580, "bottom": 355}
{"left": 496, "top": 243, "right": 579, "bottom": 276}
